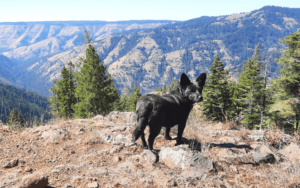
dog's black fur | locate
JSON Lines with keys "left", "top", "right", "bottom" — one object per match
{"left": 132, "top": 73, "right": 206, "bottom": 150}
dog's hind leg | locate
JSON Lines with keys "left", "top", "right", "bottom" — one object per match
{"left": 132, "top": 117, "right": 147, "bottom": 143}
{"left": 164, "top": 127, "right": 172, "bottom": 140}
{"left": 140, "top": 131, "right": 148, "bottom": 149}
{"left": 148, "top": 123, "right": 162, "bottom": 150}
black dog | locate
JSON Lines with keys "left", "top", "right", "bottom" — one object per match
{"left": 132, "top": 73, "right": 206, "bottom": 150}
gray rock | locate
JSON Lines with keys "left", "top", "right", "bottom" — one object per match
{"left": 252, "top": 152, "right": 275, "bottom": 163}
{"left": 139, "top": 150, "right": 158, "bottom": 165}
{"left": 159, "top": 145, "right": 214, "bottom": 172}
{"left": 101, "top": 134, "right": 128, "bottom": 145}
{"left": 125, "top": 112, "right": 137, "bottom": 124}
{"left": 255, "top": 144, "right": 272, "bottom": 154}
{"left": 106, "top": 111, "right": 119, "bottom": 119}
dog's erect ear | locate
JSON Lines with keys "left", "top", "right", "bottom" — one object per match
{"left": 180, "top": 73, "right": 192, "bottom": 88}
{"left": 196, "top": 73, "right": 206, "bottom": 87}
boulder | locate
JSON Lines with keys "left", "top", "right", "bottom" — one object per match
{"left": 41, "top": 128, "right": 69, "bottom": 143}
{"left": 159, "top": 145, "right": 214, "bottom": 172}
{"left": 18, "top": 173, "right": 48, "bottom": 188}
{"left": 125, "top": 112, "right": 137, "bottom": 124}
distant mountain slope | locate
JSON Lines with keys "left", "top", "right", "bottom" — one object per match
{"left": 0, "top": 20, "right": 175, "bottom": 90}
{"left": 0, "top": 54, "right": 15, "bottom": 84}
{"left": 1, "top": 6, "right": 300, "bottom": 96}
{"left": 21, "top": 6, "right": 300, "bottom": 96}
{"left": 0, "top": 82, "right": 50, "bottom": 124}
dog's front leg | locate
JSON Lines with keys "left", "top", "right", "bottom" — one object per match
{"left": 175, "top": 121, "right": 187, "bottom": 146}
{"left": 164, "top": 127, "right": 172, "bottom": 140}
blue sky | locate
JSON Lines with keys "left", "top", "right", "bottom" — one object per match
{"left": 0, "top": 0, "right": 299, "bottom": 22}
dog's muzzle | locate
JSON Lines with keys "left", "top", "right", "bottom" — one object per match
{"left": 190, "top": 94, "right": 203, "bottom": 102}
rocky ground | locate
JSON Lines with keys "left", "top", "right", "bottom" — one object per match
{"left": 1, "top": 110, "right": 300, "bottom": 188}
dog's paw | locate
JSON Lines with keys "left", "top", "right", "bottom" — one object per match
{"left": 165, "top": 135, "right": 173, "bottom": 140}
{"left": 175, "top": 142, "right": 183, "bottom": 146}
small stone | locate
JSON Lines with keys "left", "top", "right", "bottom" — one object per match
{"left": 24, "top": 167, "right": 32, "bottom": 172}
{"left": 88, "top": 182, "right": 99, "bottom": 188}
{"left": 113, "top": 156, "right": 121, "bottom": 163}
{"left": 3, "top": 159, "right": 18, "bottom": 169}
{"left": 252, "top": 152, "right": 276, "bottom": 164}
{"left": 140, "top": 150, "right": 158, "bottom": 165}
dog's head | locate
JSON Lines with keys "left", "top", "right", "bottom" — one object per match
{"left": 179, "top": 73, "right": 206, "bottom": 103}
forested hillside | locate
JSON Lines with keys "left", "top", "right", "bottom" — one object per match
{"left": 0, "top": 82, "right": 50, "bottom": 124}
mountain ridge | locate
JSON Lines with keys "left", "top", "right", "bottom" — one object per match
{"left": 1, "top": 6, "right": 300, "bottom": 96}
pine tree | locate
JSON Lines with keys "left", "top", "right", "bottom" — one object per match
{"left": 49, "top": 62, "right": 76, "bottom": 118}
{"left": 235, "top": 44, "right": 265, "bottom": 129}
{"left": 202, "top": 54, "right": 232, "bottom": 122}
{"left": 272, "top": 29, "right": 300, "bottom": 133}
{"left": 74, "top": 32, "right": 119, "bottom": 118}
{"left": 7, "top": 108, "right": 25, "bottom": 128}
{"left": 114, "top": 84, "right": 130, "bottom": 112}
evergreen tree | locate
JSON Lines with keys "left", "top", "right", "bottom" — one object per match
{"left": 49, "top": 79, "right": 60, "bottom": 117}
{"left": 235, "top": 44, "right": 265, "bottom": 129}
{"left": 114, "top": 84, "right": 130, "bottom": 112}
{"left": 57, "top": 62, "right": 76, "bottom": 118}
{"left": 114, "top": 83, "right": 142, "bottom": 112}
{"left": 202, "top": 54, "right": 232, "bottom": 122}
{"left": 74, "top": 32, "right": 119, "bottom": 118}
{"left": 7, "top": 108, "right": 25, "bottom": 128}
{"left": 272, "top": 29, "right": 300, "bottom": 133}
{"left": 49, "top": 62, "right": 76, "bottom": 118}
{"left": 128, "top": 82, "right": 142, "bottom": 112}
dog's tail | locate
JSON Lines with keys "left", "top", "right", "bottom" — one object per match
{"left": 132, "top": 98, "right": 152, "bottom": 142}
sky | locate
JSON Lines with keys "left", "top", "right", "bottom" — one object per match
{"left": 0, "top": 0, "right": 300, "bottom": 22}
